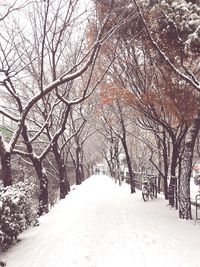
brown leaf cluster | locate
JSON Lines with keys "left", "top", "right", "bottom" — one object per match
{"left": 141, "top": 82, "right": 198, "bottom": 126}
{"left": 99, "top": 82, "right": 134, "bottom": 106}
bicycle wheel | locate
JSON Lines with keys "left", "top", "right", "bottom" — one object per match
{"left": 142, "top": 187, "right": 149, "bottom": 201}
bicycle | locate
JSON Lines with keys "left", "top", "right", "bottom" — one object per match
{"left": 142, "top": 180, "right": 154, "bottom": 201}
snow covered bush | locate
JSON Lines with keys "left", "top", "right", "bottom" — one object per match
{"left": 0, "top": 180, "right": 38, "bottom": 251}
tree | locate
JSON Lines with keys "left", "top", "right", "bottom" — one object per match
{"left": 99, "top": 82, "right": 136, "bottom": 192}
{"left": 93, "top": 0, "right": 200, "bottom": 218}
{"left": 131, "top": 0, "right": 200, "bottom": 218}
{"left": 0, "top": 0, "right": 126, "bottom": 215}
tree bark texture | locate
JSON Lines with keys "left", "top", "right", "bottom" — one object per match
{"left": 52, "top": 143, "right": 69, "bottom": 199}
{"left": 162, "top": 132, "right": 169, "bottom": 200}
{"left": 33, "top": 158, "right": 49, "bottom": 216}
{"left": 121, "top": 137, "right": 135, "bottom": 193}
{"left": 1, "top": 152, "right": 12, "bottom": 187}
{"left": 0, "top": 135, "right": 12, "bottom": 187}
{"left": 163, "top": 162, "right": 169, "bottom": 200}
{"left": 157, "top": 141, "right": 162, "bottom": 194}
{"left": 58, "top": 161, "right": 70, "bottom": 199}
{"left": 114, "top": 141, "right": 121, "bottom": 186}
{"left": 59, "top": 163, "right": 70, "bottom": 199}
{"left": 75, "top": 146, "right": 82, "bottom": 185}
{"left": 179, "top": 114, "right": 200, "bottom": 219}
{"left": 168, "top": 148, "right": 179, "bottom": 207}
{"left": 21, "top": 125, "right": 48, "bottom": 215}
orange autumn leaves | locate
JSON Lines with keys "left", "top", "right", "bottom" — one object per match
{"left": 140, "top": 85, "right": 198, "bottom": 126}
{"left": 99, "top": 80, "right": 198, "bottom": 127}
{"left": 99, "top": 83, "right": 134, "bottom": 105}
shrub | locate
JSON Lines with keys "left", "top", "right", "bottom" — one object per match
{"left": 0, "top": 180, "right": 38, "bottom": 251}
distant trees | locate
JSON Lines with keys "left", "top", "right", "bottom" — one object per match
{"left": 98, "top": 82, "right": 136, "bottom": 192}
{"left": 93, "top": 0, "right": 200, "bottom": 219}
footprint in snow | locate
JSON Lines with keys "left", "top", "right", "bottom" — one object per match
{"left": 142, "top": 232, "right": 157, "bottom": 246}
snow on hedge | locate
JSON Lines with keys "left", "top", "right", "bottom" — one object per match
{"left": 0, "top": 181, "right": 38, "bottom": 251}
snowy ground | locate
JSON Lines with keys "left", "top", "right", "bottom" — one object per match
{"left": 2, "top": 175, "right": 200, "bottom": 267}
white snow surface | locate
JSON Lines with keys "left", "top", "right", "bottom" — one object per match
{"left": 2, "top": 175, "right": 200, "bottom": 267}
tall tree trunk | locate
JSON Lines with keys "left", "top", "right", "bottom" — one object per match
{"left": 114, "top": 141, "right": 121, "bottom": 186}
{"left": 0, "top": 135, "right": 12, "bottom": 187}
{"left": 80, "top": 152, "right": 85, "bottom": 181}
{"left": 1, "top": 152, "right": 12, "bottom": 187}
{"left": 21, "top": 125, "right": 48, "bottom": 215}
{"left": 150, "top": 136, "right": 168, "bottom": 198}
{"left": 80, "top": 163, "right": 85, "bottom": 181}
{"left": 76, "top": 168, "right": 82, "bottom": 185}
{"left": 33, "top": 158, "right": 49, "bottom": 216}
{"left": 52, "top": 142, "right": 69, "bottom": 199}
{"left": 64, "top": 164, "right": 71, "bottom": 193}
{"left": 75, "top": 146, "right": 82, "bottom": 185}
{"left": 116, "top": 152, "right": 121, "bottom": 186}
{"left": 157, "top": 140, "right": 162, "bottom": 194}
{"left": 110, "top": 150, "right": 115, "bottom": 177}
{"left": 179, "top": 114, "right": 200, "bottom": 219}
{"left": 121, "top": 137, "right": 135, "bottom": 193}
{"left": 59, "top": 161, "right": 69, "bottom": 199}
{"left": 163, "top": 156, "right": 169, "bottom": 200}
{"left": 161, "top": 130, "right": 169, "bottom": 199}
{"left": 168, "top": 147, "right": 178, "bottom": 207}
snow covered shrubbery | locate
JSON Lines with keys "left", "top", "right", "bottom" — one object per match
{"left": 0, "top": 181, "right": 38, "bottom": 251}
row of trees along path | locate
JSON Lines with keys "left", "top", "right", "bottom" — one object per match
{"left": 0, "top": 0, "right": 200, "bottom": 220}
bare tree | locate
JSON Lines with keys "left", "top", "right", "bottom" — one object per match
{"left": 0, "top": 0, "right": 121, "bottom": 187}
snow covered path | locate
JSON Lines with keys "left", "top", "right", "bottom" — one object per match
{"left": 2, "top": 175, "right": 200, "bottom": 267}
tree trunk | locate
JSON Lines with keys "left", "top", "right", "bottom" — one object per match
{"left": 80, "top": 163, "right": 85, "bottom": 180}
{"left": 121, "top": 137, "right": 135, "bottom": 193}
{"left": 114, "top": 141, "right": 121, "bottom": 186}
{"left": 179, "top": 114, "right": 200, "bottom": 219}
{"left": 0, "top": 135, "right": 12, "bottom": 187}
{"left": 52, "top": 142, "right": 69, "bottom": 199}
{"left": 76, "top": 167, "right": 82, "bottom": 185}
{"left": 1, "top": 152, "right": 12, "bottom": 187}
{"left": 110, "top": 157, "right": 115, "bottom": 177}
{"left": 75, "top": 146, "right": 82, "bottom": 185}
{"left": 116, "top": 153, "right": 121, "bottom": 186}
{"left": 150, "top": 137, "right": 168, "bottom": 198}
{"left": 59, "top": 163, "right": 70, "bottom": 199}
{"left": 79, "top": 148, "right": 85, "bottom": 180}
{"left": 21, "top": 125, "right": 48, "bottom": 215}
{"left": 33, "top": 158, "right": 49, "bottom": 216}
{"left": 163, "top": 160, "right": 169, "bottom": 200}
{"left": 157, "top": 139, "right": 162, "bottom": 193}
{"left": 64, "top": 164, "right": 71, "bottom": 192}
{"left": 168, "top": 147, "right": 178, "bottom": 207}
{"left": 162, "top": 131, "right": 169, "bottom": 199}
